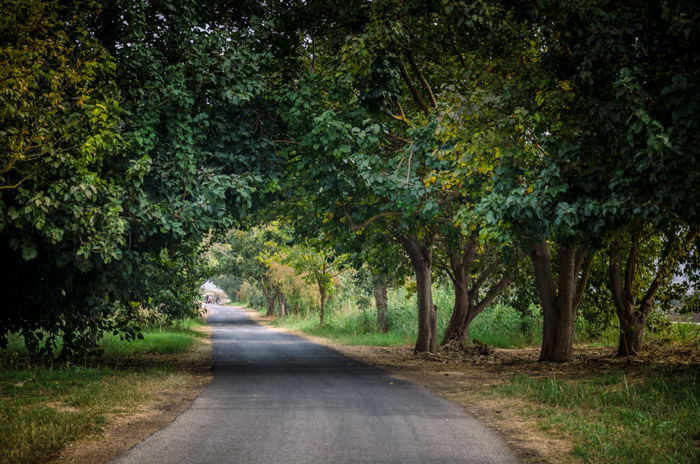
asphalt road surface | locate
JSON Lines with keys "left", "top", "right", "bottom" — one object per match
{"left": 111, "top": 305, "right": 518, "bottom": 464}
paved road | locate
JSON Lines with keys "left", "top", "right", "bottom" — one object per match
{"left": 111, "top": 305, "right": 518, "bottom": 464}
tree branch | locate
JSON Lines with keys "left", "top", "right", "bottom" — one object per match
{"left": 344, "top": 208, "right": 401, "bottom": 232}
{"left": 0, "top": 169, "right": 38, "bottom": 190}
{"left": 398, "top": 59, "right": 431, "bottom": 116}
{"left": 404, "top": 49, "right": 437, "bottom": 109}
{"left": 640, "top": 226, "right": 700, "bottom": 308}
{"left": 474, "top": 273, "right": 512, "bottom": 314}
{"left": 473, "top": 261, "right": 499, "bottom": 291}
{"left": 574, "top": 251, "right": 594, "bottom": 311}
{"left": 447, "top": 26, "right": 470, "bottom": 74}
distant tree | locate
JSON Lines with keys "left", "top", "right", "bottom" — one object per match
{"left": 285, "top": 240, "right": 349, "bottom": 326}
{"left": 214, "top": 225, "right": 288, "bottom": 316}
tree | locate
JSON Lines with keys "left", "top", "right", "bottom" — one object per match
{"left": 0, "top": 0, "right": 283, "bottom": 356}
{"left": 285, "top": 240, "right": 348, "bottom": 325}
{"left": 269, "top": 0, "right": 501, "bottom": 353}
{"left": 608, "top": 224, "right": 700, "bottom": 355}
{"left": 0, "top": 0, "right": 137, "bottom": 356}
{"left": 354, "top": 232, "right": 408, "bottom": 333}
{"left": 525, "top": 0, "right": 700, "bottom": 357}
{"left": 437, "top": 230, "right": 513, "bottom": 346}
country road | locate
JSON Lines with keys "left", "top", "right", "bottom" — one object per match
{"left": 111, "top": 305, "right": 518, "bottom": 464}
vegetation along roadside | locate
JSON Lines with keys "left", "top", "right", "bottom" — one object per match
{"left": 0, "top": 317, "right": 211, "bottom": 464}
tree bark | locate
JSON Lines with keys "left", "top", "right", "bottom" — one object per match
{"left": 276, "top": 290, "right": 287, "bottom": 317}
{"left": 398, "top": 59, "right": 431, "bottom": 116}
{"left": 404, "top": 49, "right": 437, "bottom": 109}
{"left": 441, "top": 241, "right": 474, "bottom": 345}
{"left": 318, "top": 282, "right": 327, "bottom": 326}
{"left": 399, "top": 234, "right": 437, "bottom": 353}
{"left": 265, "top": 294, "right": 276, "bottom": 316}
{"left": 608, "top": 229, "right": 645, "bottom": 356}
{"left": 616, "top": 306, "right": 648, "bottom": 356}
{"left": 442, "top": 275, "right": 470, "bottom": 344}
{"left": 259, "top": 280, "right": 277, "bottom": 317}
{"left": 530, "top": 242, "right": 593, "bottom": 362}
{"left": 373, "top": 279, "right": 389, "bottom": 333}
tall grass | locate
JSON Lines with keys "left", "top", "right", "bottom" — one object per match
{"left": 261, "top": 284, "right": 544, "bottom": 348}
{"left": 260, "top": 282, "right": 700, "bottom": 350}
{"left": 100, "top": 318, "right": 206, "bottom": 359}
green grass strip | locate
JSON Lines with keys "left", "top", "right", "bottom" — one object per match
{"left": 494, "top": 368, "right": 700, "bottom": 463}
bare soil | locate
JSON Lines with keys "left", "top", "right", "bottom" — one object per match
{"left": 50, "top": 326, "right": 213, "bottom": 464}
{"left": 245, "top": 308, "right": 700, "bottom": 464}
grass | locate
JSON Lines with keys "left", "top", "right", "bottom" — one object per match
{"left": 493, "top": 368, "right": 700, "bottom": 464}
{"left": 268, "top": 313, "right": 412, "bottom": 346}
{"left": 100, "top": 319, "right": 206, "bottom": 358}
{"left": 653, "top": 322, "right": 700, "bottom": 346}
{"left": 0, "top": 318, "right": 207, "bottom": 464}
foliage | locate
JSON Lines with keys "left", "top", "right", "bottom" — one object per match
{"left": 0, "top": 0, "right": 282, "bottom": 357}
{"left": 3, "top": 0, "right": 700, "bottom": 361}
{"left": 0, "top": 0, "right": 137, "bottom": 356}
{"left": 260, "top": 281, "right": 544, "bottom": 350}
{"left": 211, "top": 274, "right": 243, "bottom": 300}
{"left": 284, "top": 239, "right": 349, "bottom": 322}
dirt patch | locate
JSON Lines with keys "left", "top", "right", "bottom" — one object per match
{"left": 50, "top": 326, "right": 213, "bottom": 464}
{"left": 245, "top": 308, "right": 699, "bottom": 464}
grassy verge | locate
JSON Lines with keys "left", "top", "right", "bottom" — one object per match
{"left": 99, "top": 319, "right": 207, "bottom": 359}
{"left": 491, "top": 368, "right": 700, "bottom": 464}
{"left": 0, "top": 318, "right": 208, "bottom": 464}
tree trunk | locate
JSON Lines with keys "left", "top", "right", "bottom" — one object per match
{"left": 373, "top": 280, "right": 389, "bottom": 333}
{"left": 277, "top": 291, "right": 287, "bottom": 317}
{"left": 442, "top": 275, "right": 470, "bottom": 345}
{"left": 265, "top": 294, "right": 276, "bottom": 316}
{"left": 617, "top": 305, "right": 647, "bottom": 356}
{"left": 530, "top": 242, "right": 593, "bottom": 363}
{"left": 608, "top": 230, "right": 647, "bottom": 357}
{"left": 318, "top": 283, "right": 327, "bottom": 326}
{"left": 440, "top": 241, "right": 512, "bottom": 347}
{"left": 399, "top": 235, "right": 437, "bottom": 353}
{"left": 259, "top": 280, "right": 277, "bottom": 317}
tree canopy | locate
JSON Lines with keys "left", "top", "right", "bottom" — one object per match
{"left": 2, "top": 0, "right": 698, "bottom": 361}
